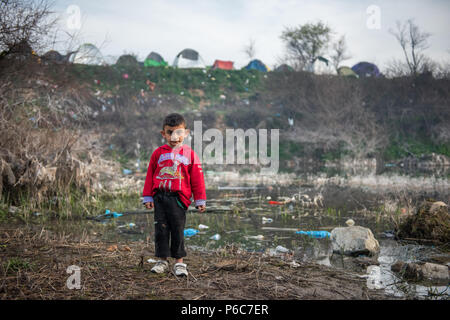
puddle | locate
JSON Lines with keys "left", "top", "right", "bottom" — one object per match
{"left": 29, "top": 184, "right": 450, "bottom": 299}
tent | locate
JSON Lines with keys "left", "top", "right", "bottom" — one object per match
{"left": 144, "top": 52, "right": 168, "bottom": 67}
{"left": 351, "top": 61, "right": 381, "bottom": 78}
{"left": 337, "top": 66, "right": 359, "bottom": 78}
{"left": 212, "top": 60, "right": 234, "bottom": 70}
{"left": 244, "top": 59, "right": 269, "bottom": 72}
{"left": 116, "top": 54, "right": 140, "bottom": 67}
{"left": 42, "top": 50, "right": 65, "bottom": 63}
{"left": 70, "top": 43, "right": 105, "bottom": 65}
{"left": 274, "top": 64, "right": 294, "bottom": 72}
{"left": 172, "top": 48, "right": 206, "bottom": 68}
{"left": 306, "top": 56, "right": 335, "bottom": 75}
{"left": 1, "top": 40, "right": 36, "bottom": 62}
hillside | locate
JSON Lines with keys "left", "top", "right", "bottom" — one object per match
{"left": 0, "top": 58, "right": 449, "bottom": 208}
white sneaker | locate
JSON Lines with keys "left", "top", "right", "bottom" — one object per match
{"left": 151, "top": 260, "right": 169, "bottom": 273}
{"left": 174, "top": 262, "right": 188, "bottom": 276}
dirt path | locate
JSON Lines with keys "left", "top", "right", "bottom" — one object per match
{"left": 0, "top": 225, "right": 396, "bottom": 300}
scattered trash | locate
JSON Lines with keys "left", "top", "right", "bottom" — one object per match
{"left": 210, "top": 234, "right": 221, "bottom": 241}
{"left": 246, "top": 235, "right": 264, "bottom": 240}
{"left": 266, "top": 196, "right": 272, "bottom": 200}
{"left": 107, "top": 245, "right": 118, "bottom": 252}
{"left": 97, "top": 209, "right": 123, "bottom": 220}
{"left": 8, "top": 206, "right": 18, "bottom": 214}
{"left": 198, "top": 224, "right": 209, "bottom": 230}
{"left": 381, "top": 230, "right": 396, "bottom": 238}
{"left": 118, "top": 223, "right": 136, "bottom": 229}
{"left": 289, "top": 261, "right": 300, "bottom": 268}
{"left": 295, "top": 230, "right": 331, "bottom": 239}
{"left": 262, "top": 217, "right": 273, "bottom": 224}
{"left": 219, "top": 94, "right": 226, "bottom": 99}
{"left": 384, "top": 163, "right": 396, "bottom": 167}
{"left": 268, "top": 201, "right": 284, "bottom": 205}
{"left": 147, "top": 258, "right": 158, "bottom": 263}
{"left": 33, "top": 212, "right": 42, "bottom": 217}
{"left": 146, "top": 80, "right": 156, "bottom": 91}
{"left": 123, "top": 169, "right": 132, "bottom": 175}
{"left": 345, "top": 219, "right": 355, "bottom": 227}
{"left": 184, "top": 228, "right": 199, "bottom": 237}
{"left": 122, "top": 73, "right": 129, "bottom": 79}
{"left": 262, "top": 227, "right": 298, "bottom": 232}
{"left": 275, "top": 245, "right": 289, "bottom": 253}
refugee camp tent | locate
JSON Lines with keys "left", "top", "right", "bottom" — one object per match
{"left": 70, "top": 43, "right": 105, "bottom": 65}
{"left": 212, "top": 60, "right": 234, "bottom": 70}
{"left": 144, "top": 52, "right": 168, "bottom": 67}
{"left": 244, "top": 59, "right": 269, "bottom": 72}
{"left": 42, "top": 50, "right": 65, "bottom": 63}
{"left": 351, "top": 61, "right": 381, "bottom": 78}
{"left": 274, "top": 64, "right": 294, "bottom": 72}
{"left": 0, "top": 40, "right": 36, "bottom": 62}
{"left": 115, "top": 54, "right": 140, "bottom": 67}
{"left": 337, "top": 66, "right": 359, "bottom": 78}
{"left": 172, "top": 48, "right": 206, "bottom": 68}
{"left": 306, "top": 56, "right": 335, "bottom": 75}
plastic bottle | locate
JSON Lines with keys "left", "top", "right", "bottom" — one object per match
{"left": 184, "top": 228, "right": 199, "bottom": 237}
{"left": 262, "top": 217, "right": 273, "bottom": 224}
{"left": 295, "top": 230, "right": 331, "bottom": 239}
{"left": 210, "top": 234, "right": 221, "bottom": 241}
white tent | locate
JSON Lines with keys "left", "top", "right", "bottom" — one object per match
{"left": 172, "top": 48, "right": 206, "bottom": 69}
{"left": 70, "top": 43, "right": 105, "bottom": 65}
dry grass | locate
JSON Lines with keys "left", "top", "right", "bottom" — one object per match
{"left": 0, "top": 225, "right": 396, "bottom": 300}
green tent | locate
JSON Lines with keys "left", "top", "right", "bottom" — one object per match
{"left": 144, "top": 52, "right": 168, "bottom": 67}
{"left": 337, "top": 66, "right": 359, "bottom": 78}
{"left": 116, "top": 54, "right": 140, "bottom": 67}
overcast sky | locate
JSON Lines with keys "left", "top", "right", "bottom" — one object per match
{"left": 51, "top": 0, "right": 450, "bottom": 70}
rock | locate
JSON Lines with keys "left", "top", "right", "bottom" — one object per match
{"left": 331, "top": 225, "right": 380, "bottom": 256}
{"left": 421, "top": 262, "right": 449, "bottom": 281}
{"left": 430, "top": 201, "right": 447, "bottom": 213}
{"left": 391, "top": 261, "right": 449, "bottom": 283}
{"left": 397, "top": 200, "right": 449, "bottom": 243}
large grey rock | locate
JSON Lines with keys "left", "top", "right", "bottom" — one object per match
{"left": 331, "top": 225, "right": 380, "bottom": 256}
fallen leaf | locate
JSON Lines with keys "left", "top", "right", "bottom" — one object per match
{"left": 107, "top": 245, "right": 118, "bottom": 252}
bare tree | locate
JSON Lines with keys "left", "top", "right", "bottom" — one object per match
{"left": 330, "top": 35, "right": 351, "bottom": 72}
{"left": 389, "top": 19, "right": 431, "bottom": 76}
{"left": 243, "top": 37, "right": 256, "bottom": 60}
{"left": 0, "top": 0, "right": 57, "bottom": 56}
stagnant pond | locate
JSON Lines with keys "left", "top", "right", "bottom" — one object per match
{"left": 33, "top": 178, "right": 449, "bottom": 300}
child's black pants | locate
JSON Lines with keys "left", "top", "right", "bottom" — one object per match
{"left": 153, "top": 190, "right": 187, "bottom": 259}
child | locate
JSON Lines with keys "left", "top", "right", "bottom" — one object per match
{"left": 142, "top": 113, "right": 206, "bottom": 276}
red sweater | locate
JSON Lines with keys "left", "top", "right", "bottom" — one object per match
{"left": 142, "top": 144, "right": 206, "bottom": 208}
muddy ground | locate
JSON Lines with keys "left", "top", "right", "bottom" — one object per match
{"left": 0, "top": 225, "right": 397, "bottom": 300}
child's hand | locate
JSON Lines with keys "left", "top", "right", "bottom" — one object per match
{"left": 196, "top": 205, "right": 206, "bottom": 213}
{"left": 144, "top": 202, "right": 154, "bottom": 210}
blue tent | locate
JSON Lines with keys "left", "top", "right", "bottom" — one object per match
{"left": 245, "top": 59, "right": 268, "bottom": 72}
{"left": 351, "top": 62, "right": 382, "bottom": 78}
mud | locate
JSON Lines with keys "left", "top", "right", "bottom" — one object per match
{"left": 0, "top": 225, "right": 394, "bottom": 300}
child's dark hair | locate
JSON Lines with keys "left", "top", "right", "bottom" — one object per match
{"left": 163, "top": 113, "right": 186, "bottom": 130}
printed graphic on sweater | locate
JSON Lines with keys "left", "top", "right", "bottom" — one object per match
{"left": 156, "top": 159, "right": 184, "bottom": 180}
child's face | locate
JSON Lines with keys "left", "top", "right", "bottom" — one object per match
{"left": 160, "top": 124, "right": 190, "bottom": 148}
